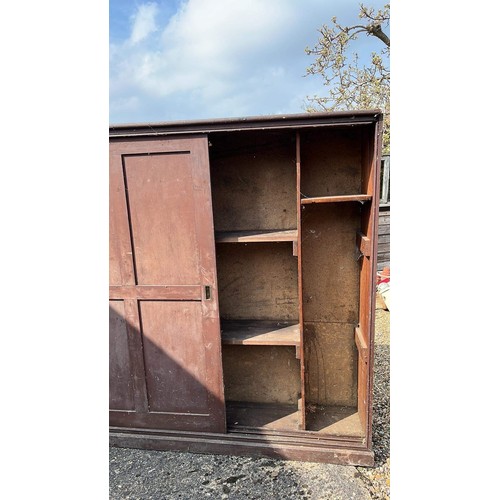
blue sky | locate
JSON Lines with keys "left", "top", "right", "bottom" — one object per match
{"left": 109, "top": 0, "right": 388, "bottom": 124}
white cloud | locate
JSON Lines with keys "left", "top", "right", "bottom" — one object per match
{"left": 110, "top": 0, "right": 384, "bottom": 122}
{"left": 129, "top": 2, "right": 159, "bottom": 45}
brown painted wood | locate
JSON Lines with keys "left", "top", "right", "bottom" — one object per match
{"left": 296, "top": 131, "right": 307, "bottom": 431}
{"left": 110, "top": 111, "right": 381, "bottom": 139}
{"left": 356, "top": 232, "right": 371, "bottom": 258}
{"left": 366, "top": 117, "right": 383, "bottom": 446}
{"left": 354, "top": 326, "right": 369, "bottom": 363}
{"left": 301, "top": 194, "right": 372, "bottom": 205}
{"left": 356, "top": 118, "right": 383, "bottom": 444}
{"left": 220, "top": 320, "right": 299, "bottom": 346}
{"left": 109, "top": 285, "right": 201, "bottom": 300}
{"left": 123, "top": 299, "right": 149, "bottom": 412}
{"left": 109, "top": 149, "right": 136, "bottom": 287}
{"left": 110, "top": 112, "right": 381, "bottom": 466}
{"left": 123, "top": 153, "right": 201, "bottom": 285}
{"left": 109, "top": 428, "right": 374, "bottom": 466}
{"left": 357, "top": 133, "right": 375, "bottom": 433}
{"left": 140, "top": 301, "right": 214, "bottom": 413}
{"left": 110, "top": 424, "right": 367, "bottom": 446}
{"left": 109, "top": 300, "right": 135, "bottom": 411}
{"left": 109, "top": 136, "right": 225, "bottom": 433}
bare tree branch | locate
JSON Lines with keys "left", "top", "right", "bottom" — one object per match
{"left": 305, "top": 2, "right": 390, "bottom": 153}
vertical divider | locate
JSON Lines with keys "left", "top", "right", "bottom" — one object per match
{"left": 296, "top": 130, "right": 306, "bottom": 430}
{"left": 357, "top": 120, "right": 382, "bottom": 441}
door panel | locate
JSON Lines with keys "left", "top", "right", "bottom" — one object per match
{"left": 124, "top": 153, "right": 200, "bottom": 285}
{"left": 109, "top": 136, "right": 225, "bottom": 433}
{"left": 140, "top": 301, "right": 209, "bottom": 413}
{"left": 109, "top": 300, "right": 134, "bottom": 411}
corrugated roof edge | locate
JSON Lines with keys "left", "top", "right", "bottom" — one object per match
{"left": 109, "top": 110, "right": 383, "bottom": 138}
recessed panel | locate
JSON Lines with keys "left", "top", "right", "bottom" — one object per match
{"left": 140, "top": 301, "right": 209, "bottom": 414}
{"left": 109, "top": 301, "right": 135, "bottom": 410}
{"left": 124, "top": 153, "right": 200, "bottom": 285}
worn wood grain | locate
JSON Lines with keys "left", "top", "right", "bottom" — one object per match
{"left": 216, "top": 243, "right": 299, "bottom": 321}
{"left": 210, "top": 130, "right": 296, "bottom": 231}
{"left": 215, "top": 229, "right": 297, "bottom": 243}
{"left": 304, "top": 322, "right": 358, "bottom": 408}
{"left": 300, "top": 127, "right": 364, "bottom": 198}
{"left": 301, "top": 194, "right": 372, "bottom": 205}
{"left": 301, "top": 203, "right": 360, "bottom": 324}
{"left": 220, "top": 320, "right": 300, "bottom": 346}
{"left": 222, "top": 345, "right": 301, "bottom": 405}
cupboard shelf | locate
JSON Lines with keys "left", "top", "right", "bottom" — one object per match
{"left": 215, "top": 229, "right": 298, "bottom": 243}
{"left": 221, "top": 320, "right": 300, "bottom": 348}
{"left": 300, "top": 194, "right": 372, "bottom": 205}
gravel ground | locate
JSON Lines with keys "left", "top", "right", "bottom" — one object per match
{"left": 110, "top": 450, "right": 371, "bottom": 499}
{"left": 355, "top": 305, "right": 390, "bottom": 499}
{"left": 110, "top": 303, "right": 390, "bottom": 499}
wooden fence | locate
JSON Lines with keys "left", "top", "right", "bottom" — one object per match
{"left": 377, "top": 155, "right": 390, "bottom": 271}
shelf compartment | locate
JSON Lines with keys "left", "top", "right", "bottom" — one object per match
{"left": 306, "top": 405, "right": 364, "bottom": 437}
{"left": 221, "top": 320, "right": 300, "bottom": 357}
{"left": 301, "top": 194, "right": 372, "bottom": 205}
{"left": 215, "top": 229, "right": 297, "bottom": 243}
{"left": 227, "top": 402, "right": 300, "bottom": 432}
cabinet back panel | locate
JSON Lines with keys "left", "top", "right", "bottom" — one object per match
{"left": 304, "top": 322, "right": 358, "bottom": 407}
{"left": 209, "top": 131, "right": 296, "bottom": 231}
{"left": 301, "top": 203, "right": 360, "bottom": 323}
{"left": 216, "top": 243, "right": 299, "bottom": 320}
{"left": 301, "top": 203, "right": 360, "bottom": 407}
{"left": 222, "top": 345, "right": 300, "bottom": 404}
{"left": 300, "top": 128, "right": 363, "bottom": 198}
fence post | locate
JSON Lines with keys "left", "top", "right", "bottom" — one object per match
{"left": 381, "top": 155, "right": 390, "bottom": 204}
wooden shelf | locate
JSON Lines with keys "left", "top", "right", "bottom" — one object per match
{"left": 301, "top": 194, "right": 372, "bottom": 205}
{"left": 221, "top": 320, "right": 300, "bottom": 347}
{"left": 215, "top": 229, "right": 297, "bottom": 243}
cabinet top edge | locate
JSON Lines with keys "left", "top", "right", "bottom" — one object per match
{"left": 109, "top": 110, "right": 383, "bottom": 139}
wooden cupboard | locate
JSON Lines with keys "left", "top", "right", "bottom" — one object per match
{"left": 109, "top": 111, "right": 383, "bottom": 466}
